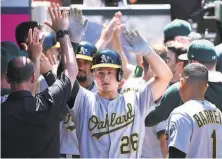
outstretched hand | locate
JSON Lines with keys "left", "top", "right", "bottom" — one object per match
{"left": 44, "top": 3, "right": 69, "bottom": 32}
{"left": 21, "top": 28, "right": 45, "bottom": 60}
{"left": 69, "top": 7, "right": 88, "bottom": 43}
{"left": 123, "top": 28, "right": 152, "bottom": 56}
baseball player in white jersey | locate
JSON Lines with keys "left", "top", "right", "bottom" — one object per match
{"left": 67, "top": 28, "right": 172, "bottom": 157}
{"left": 121, "top": 48, "right": 168, "bottom": 158}
{"left": 167, "top": 63, "right": 222, "bottom": 158}
{"left": 121, "top": 77, "right": 168, "bottom": 158}
{"left": 60, "top": 41, "right": 97, "bottom": 158}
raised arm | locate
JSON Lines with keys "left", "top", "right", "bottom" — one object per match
{"left": 57, "top": 7, "right": 88, "bottom": 77}
{"left": 95, "top": 15, "right": 117, "bottom": 50}
{"left": 110, "top": 12, "right": 133, "bottom": 80}
{"left": 45, "top": 4, "right": 78, "bottom": 88}
{"left": 22, "top": 28, "right": 45, "bottom": 95}
{"left": 123, "top": 28, "right": 173, "bottom": 102}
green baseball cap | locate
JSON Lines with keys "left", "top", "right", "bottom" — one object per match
{"left": 1, "top": 41, "right": 28, "bottom": 58}
{"left": 178, "top": 39, "right": 217, "bottom": 62}
{"left": 163, "top": 19, "right": 192, "bottom": 38}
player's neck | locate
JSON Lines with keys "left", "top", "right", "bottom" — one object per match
{"left": 184, "top": 94, "right": 205, "bottom": 103}
{"left": 98, "top": 91, "right": 118, "bottom": 100}
{"left": 79, "top": 79, "right": 93, "bottom": 90}
{"left": 171, "top": 73, "right": 180, "bottom": 83}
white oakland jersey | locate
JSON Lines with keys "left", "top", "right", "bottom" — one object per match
{"left": 168, "top": 100, "right": 222, "bottom": 158}
{"left": 121, "top": 77, "right": 166, "bottom": 158}
{"left": 69, "top": 82, "right": 154, "bottom": 158}
{"left": 60, "top": 81, "right": 97, "bottom": 155}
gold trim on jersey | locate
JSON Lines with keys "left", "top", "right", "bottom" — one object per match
{"left": 88, "top": 103, "right": 135, "bottom": 139}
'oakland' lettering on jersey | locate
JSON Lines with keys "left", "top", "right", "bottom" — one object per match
{"left": 88, "top": 103, "right": 135, "bottom": 139}
{"left": 193, "top": 109, "right": 222, "bottom": 127}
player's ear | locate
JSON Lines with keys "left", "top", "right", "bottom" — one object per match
{"left": 205, "top": 83, "right": 209, "bottom": 91}
{"left": 179, "top": 77, "right": 185, "bottom": 88}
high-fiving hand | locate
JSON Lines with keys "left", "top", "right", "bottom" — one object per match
{"left": 69, "top": 7, "right": 88, "bottom": 43}
{"left": 123, "top": 28, "right": 152, "bottom": 56}
{"left": 21, "top": 28, "right": 45, "bottom": 60}
{"left": 45, "top": 3, "right": 69, "bottom": 32}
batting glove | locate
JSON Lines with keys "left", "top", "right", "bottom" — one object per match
{"left": 123, "top": 28, "right": 152, "bottom": 56}
{"left": 69, "top": 7, "right": 88, "bottom": 43}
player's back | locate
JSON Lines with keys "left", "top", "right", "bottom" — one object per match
{"left": 172, "top": 100, "right": 222, "bottom": 158}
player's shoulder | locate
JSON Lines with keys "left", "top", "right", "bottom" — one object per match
{"left": 172, "top": 100, "right": 216, "bottom": 114}
{"left": 79, "top": 86, "right": 97, "bottom": 99}
{"left": 121, "top": 77, "right": 145, "bottom": 94}
{"left": 171, "top": 100, "right": 197, "bottom": 115}
{"left": 160, "top": 82, "right": 180, "bottom": 103}
{"left": 165, "top": 82, "right": 180, "bottom": 94}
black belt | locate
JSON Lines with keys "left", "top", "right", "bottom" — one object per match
{"left": 60, "top": 154, "right": 80, "bottom": 158}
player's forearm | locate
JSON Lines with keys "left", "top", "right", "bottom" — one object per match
{"left": 59, "top": 35, "right": 78, "bottom": 88}
{"left": 95, "top": 39, "right": 108, "bottom": 50}
{"left": 145, "top": 106, "right": 169, "bottom": 127}
{"left": 110, "top": 37, "right": 131, "bottom": 79}
{"left": 159, "top": 134, "right": 168, "bottom": 158}
{"left": 143, "top": 50, "right": 172, "bottom": 101}
{"left": 31, "top": 58, "right": 41, "bottom": 95}
{"left": 110, "top": 37, "right": 128, "bottom": 64}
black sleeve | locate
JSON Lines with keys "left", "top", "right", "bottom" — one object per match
{"left": 145, "top": 84, "right": 182, "bottom": 127}
{"left": 43, "top": 70, "right": 57, "bottom": 86}
{"left": 169, "top": 146, "right": 186, "bottom": 158}
{"left": 36, "top": 73, "right": 72, "bottom": 113}
{"left": 67, "top": 80, "right": 80, "bottom": 109}
{"left": 43, "top": 70, "right": 70, "bottom": 121}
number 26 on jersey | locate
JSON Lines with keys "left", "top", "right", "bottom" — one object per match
{"left": 120, "top": 133, "right": 139, "bottom": 154}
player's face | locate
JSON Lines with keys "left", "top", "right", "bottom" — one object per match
{"left": 94, "top": 67, "right": 119, "bottom": 93}
{"left": 77, "top": 59, "right": 92, "bottom": 82}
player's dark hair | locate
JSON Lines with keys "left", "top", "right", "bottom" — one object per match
{"left": 15, "top": 21, "right": 42, "bottom": 50}
{"left": 7, "top": 57, "right": 34, "bottom": 84}
{"left": 166, "top": 41, "right": 187, "bottom": 62}
{"left": 183, "top": 63, "right": 208, "bottom": 83}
